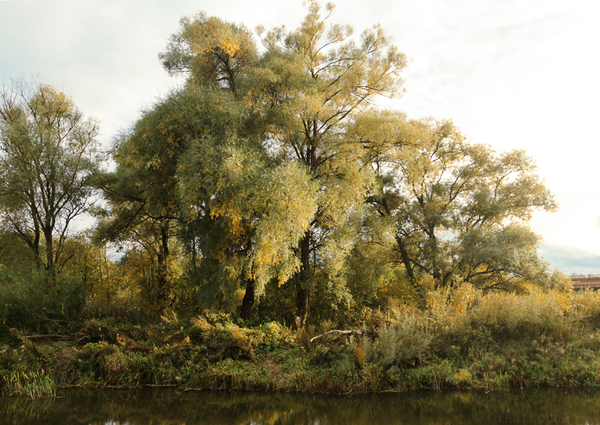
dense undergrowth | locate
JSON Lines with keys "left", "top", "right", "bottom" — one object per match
{"left": 3, "top": 285, "right": 600, "bottom": 398}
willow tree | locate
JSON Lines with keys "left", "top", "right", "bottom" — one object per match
{"left": 0, "top": 79, "right": 100, "bottom": 272}
{"left": 249, "top": 1, "right": 408, "bottom": 323}
{"left": 178, "top": 132, "right": 317, "bottom": 319}
{"left": 356, "top": 114, "right": 557, "bottom": 300}
{"left": 158, "top": 1, "right": 408, "bottom": 322}
{"left": 95, "top": 83, "right": 245, "bottom": 311}
{"left": 160, "top": 14, "right": 318, "bottom": 319}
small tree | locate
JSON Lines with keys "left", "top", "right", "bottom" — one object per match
{"left": 0, "top": 79, "right": 100, "bottom": 272}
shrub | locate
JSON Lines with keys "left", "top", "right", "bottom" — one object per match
{"left": 373, "top": 313, "right": 432, "bottom": 368}
{"left": 0, "top": 269, "right": 86, "bottom": 334}
{"left": 465, "top": 289, "right": 570, "bottom": 343}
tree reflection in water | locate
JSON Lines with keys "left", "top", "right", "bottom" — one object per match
{"left": 1, "top": 388, "right": 600, "bottom": 424}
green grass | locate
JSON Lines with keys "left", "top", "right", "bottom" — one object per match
{"left": 4, "top": 287, "right": 600, "bottom": 395}
{"left": 4, "top": 369, "right": 56, "bottom": 399}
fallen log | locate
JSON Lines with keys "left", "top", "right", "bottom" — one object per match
{"left": 309, "top": 329, "right": 363, "bottom": 343}
{"left": 22, "top": 334, "right": 70, "bottom": 341}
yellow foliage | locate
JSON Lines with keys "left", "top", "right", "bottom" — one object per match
{"left": 355, "top": 340, "right": 366, "bottom": 367}
{"left": 219, "top": 38, "right": 240, "bottom": 57}
{"left": 453, "top": 368, "right": 473, "bottom": 387}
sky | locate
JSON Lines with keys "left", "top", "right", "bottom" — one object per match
{"left": 1, "top": 0, "right": 599, "bottom": 274}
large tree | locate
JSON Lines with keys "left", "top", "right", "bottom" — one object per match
{"left": 158, "top": 1, "right": 408, "bottom": 323}
{"left": 95, "top": 87, "right": 199, "bottom": 310}
{"left": 356, "top": 114, "right": 557, "bottom": 301}
{"left": 0, "top": 79, "right": 100, "bottom": 272}
{"left": 142, "top": 1, "right": 556, "bottom": 321}
{"left": 159, "top": 16, "right": 318, "bottom": 319}
{"left": 252, "top": 1, "right": 408, "bottom": 323}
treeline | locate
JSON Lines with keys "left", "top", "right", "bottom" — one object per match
{"left": 0, "top": 1, "right": 566, "bottom": 332}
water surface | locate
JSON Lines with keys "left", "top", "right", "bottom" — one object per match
{"left": 2, "top": 388, "right": 600, "bottom": 424}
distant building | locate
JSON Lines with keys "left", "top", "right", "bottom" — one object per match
{"left": 570, "top": 274, "right": 600, "bottom": 289}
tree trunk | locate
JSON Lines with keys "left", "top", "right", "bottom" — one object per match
{"left": 396, "top": 234, "right": 414, "bottom": 280}
{"left": 295, "top": 233, "right": 311, "bottom": 327}
{"left": 396, "top": 234, "right": 427, "bottom": 308}
{"left": 45, "top": 228, "right": 54, "bottom": 271}
{"left": 156, "top": 222, "right": 171, "bottom": 307}
{"left": 240, "top": 278, "right": 255, "bottom": 321}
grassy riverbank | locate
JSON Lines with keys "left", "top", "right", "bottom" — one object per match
{"left": 3, "top": 285, "right": 600, "bottom": 398}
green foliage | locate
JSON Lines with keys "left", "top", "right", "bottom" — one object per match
{"left": 0, "top": 2, "right": 561, "bottom": 327}
{"left": 0, "top": 330, "right": 56, "bottom": 398}
{"left": 155, "top": 0, "right": 410, "bottom": 323}
{"left": 0, "top": 79, "right": 101, "bottom": 271}
{"left": 0, "top": 3, "right": 588, "bottom": 399}
{"left": 252, "top": 1, "right": 408, "bottom": 321}
{"left": 374, "top": 315, "right": 432, "bottom": 368}
{"left": 5, "top": 286, "right": 600, "bottom": 395}
{"left": 4, "top": 369, "right": 55, "bottom": 399}
{"left": 189, "top": 312, "right": 294, "bottom": 360}
{"left": 0, "top": 269, "right": 86, "bottom": 333}
{"left": 360, "top": 114, "right": 557, "bottom": 294}
{"left": 0, "top": 231, "right": 37, "bottom": 274}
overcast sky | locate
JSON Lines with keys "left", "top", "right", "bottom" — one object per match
{"left": 1, "top": 0, "right": 599, "bottom": 274}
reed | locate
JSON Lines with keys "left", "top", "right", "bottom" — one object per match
{"left": 4, "top": 369, "right": 56, "bottom": 399}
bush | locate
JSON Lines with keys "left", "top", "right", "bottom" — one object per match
{"left": 0, "top": 270, "right": 86, "bottom": 334}
{"left": 189, "top": 312, "right": 276, "bottom": 361}
{"left": 466, "top": 291, "right": 569, "bottom": 342}
{"left": 373, "top": 313, "right": 432, "bottom": 368}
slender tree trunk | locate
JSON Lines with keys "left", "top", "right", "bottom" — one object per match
{"left": 156, "top": 222, "right": 171, "bottom": 306}
{"left": 240, "top": 278, "right": 255, "bottom": 321}
{"left": 295, "top": 233, "right": 311, "bottom": 326}
{"left": 44, "top": 228, "right": 54, "bottom": 271}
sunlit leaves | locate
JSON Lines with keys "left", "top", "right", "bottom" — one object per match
{"left": 160, "top": 13, "right": 258, "bottom": 93}
{"left": 0, "top": 79, "right": 100, "bottom": 271}
{"left": 364, "top": 114, "right": 556, "bottom": 291}
{"left": 178, "top": 131, "right": 318, "bottom": 299}
{"left": 244, "top": 1, "right": 409, "bottom": 319}
{"left": 106, "top": 1, "right": 557, "bottom": 319}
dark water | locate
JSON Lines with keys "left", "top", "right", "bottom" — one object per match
{"left": 1, "top": 388, "right": 600, "bottom": 425}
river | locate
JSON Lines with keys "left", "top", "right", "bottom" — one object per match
{"left": 1, "top": 388, "right": 600, "bottom": 424}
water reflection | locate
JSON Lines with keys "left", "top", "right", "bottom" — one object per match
{"left": 1, "top": 388, "right": 600, "bottom": 424}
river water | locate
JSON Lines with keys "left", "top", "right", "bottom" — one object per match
{"left": 1, "top": 388, "right": 600, "bottom": 424}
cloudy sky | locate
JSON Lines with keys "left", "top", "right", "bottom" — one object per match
{"left": 1, "top": 0, "right": 599, "bottom": 274}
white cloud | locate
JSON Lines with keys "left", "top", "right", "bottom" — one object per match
{"left": 540, "top": 244, "right": 600, "bottom": 275}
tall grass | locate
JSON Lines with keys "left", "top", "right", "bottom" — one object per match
{"left": 4, "top": 369, "right": 56, "bottom": 399}
{"left": 361, "top": 284, "right": 600, "bottom": 390}
{"left": 4, "top": 285, "right": 600, "bottom": 395}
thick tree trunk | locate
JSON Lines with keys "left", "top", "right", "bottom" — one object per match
{"left": 26, "top": 231, "right": 42, "bottom": 270}
{"left": 396, "top": 234, "right": 427, "bottom": 308}
{"left": 296, "top": 285, "right": 310, "bottom": 327}
{"left": 240, "top": 278, "right": 255, "bottom": 321}
{"left": 396, "top": 234, "right": 413, "bottom": 280}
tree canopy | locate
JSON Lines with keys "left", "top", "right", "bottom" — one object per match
{"left": 357, "top": 115, "right": 557, "bottom": 302}
{"left": 0, "top": 79, "right": 100, "bottom": 272}
{"left": 85, "top": 1, "right": 561, "bottom": 323}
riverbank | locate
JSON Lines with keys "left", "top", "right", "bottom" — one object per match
{"left": 3, "top": 286, "right": 600, "bottom": 397}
